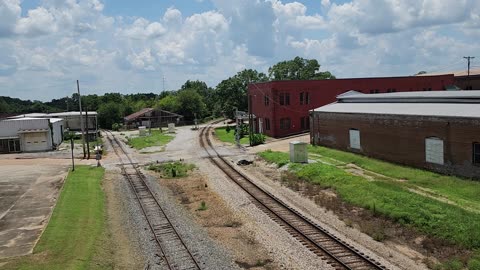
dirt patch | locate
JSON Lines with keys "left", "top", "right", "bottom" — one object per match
{"left": 250, "top": 158, "right": 472, "bottom": 267}
{"left": 156, "top": 170, "right": 277, "bottom": 270}
{"left": 89, "top": 171, "right": 144, "bottom": 269}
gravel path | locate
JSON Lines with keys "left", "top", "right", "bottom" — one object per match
{"left": 102, "top": 130, "right": 237, "bottom": 269}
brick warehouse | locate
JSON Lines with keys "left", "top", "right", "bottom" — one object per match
{"left": 248, "top": 74, "right": 455, "bottom": 138}
{"left": 311, "top": 91, "right": 480, "bottom": 178}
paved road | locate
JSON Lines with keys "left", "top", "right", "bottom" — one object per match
{"left": 0, "top": 159, "right": 69, "bottom": 259}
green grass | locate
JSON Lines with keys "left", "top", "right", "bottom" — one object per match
{"left": 260, "top": 150, "right": 480, "bottom": 250}
{"left": 147, "top": 161, "right": 196, "bottom": 178}
{"left": 258, "top": 149, "right": 290, "bottom": 167}
{"left": 2, "top": 166, "right": 106, "bottom": 270}
{"left": 214, "top": 126, "right": 249, "bottom": 145}
{"left": 127, "top": 129, "right": 174, "bottom": 150}
{"left": 308, "top": 145, "right": 480, "bottom": 212}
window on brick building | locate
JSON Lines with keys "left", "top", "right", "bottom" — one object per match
{"left": 265, "top": 118, "right": 270, "bottom": 130}
{"left": 280, "top": 118, "right": 291, "bottom": 130}
{"left": 280, "top": 93, "right": 290, "bottom": 105}
{"left": 300, "top": 116, "right": 310, "bottom": 130}
{"left": 349, "top": 129, "right": 361, "bottom": 150}
{"left": 425, "top": 137, "right": 444, "bottom": 165}
{"left": 306, "top": 92, "right": 310, "bottom": 104}
{"left": 300, "top": 92, "right": 304, "bottom": 105}
{"left": 474, "top": 143, "right": 480, "bottom": 164}
{"left": 264, "top": 95, "right": 269, "bottom": 106}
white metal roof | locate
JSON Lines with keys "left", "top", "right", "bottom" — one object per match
{"left": 4, "top": 117, "right": 48, "bottom": 121}
{"left": 49, "top": 118, "right": 63, "bottom": 123}
{"left": 313, "top": 103, "right": 480, "bottom": 119}
{"left": 48, "top": 111, "right": 97, "bottom": 117}
{"left": 338, "top": 90, "right": 480, "bottom": 99}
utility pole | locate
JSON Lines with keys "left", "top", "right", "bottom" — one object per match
{"left": 77, "top": 80, "right": 86, "bottom": 159}
{"left": 85, "top": 108, "right": 90, "bottom": 160}
{"left": 464, "top": 56, "right": 475, "bottom": 76}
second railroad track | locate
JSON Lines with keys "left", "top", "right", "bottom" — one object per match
{"left": 199, "top": 123, "right": 387, "bottom": 270}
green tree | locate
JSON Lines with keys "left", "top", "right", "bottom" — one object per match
{"left": 214, "top": 69, "right": 267, "bottom": 118}
{"left": 268, "top": 56, "right": 335, "bottom": 81}
{"left": 156, "top": 94, "right": 180, "bottom": 113}
{"left": 97, "top": 102, "right": 124, "bottom": 129}
{"left": 176, "top": 89, "right": 206, "bottom": 120}
{"left": 0, "top": 98, "right": 9, "bottom": 113}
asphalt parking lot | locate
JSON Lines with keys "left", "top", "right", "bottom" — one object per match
{"left": 0, "top": 159, "right": 69, "bottom": 259}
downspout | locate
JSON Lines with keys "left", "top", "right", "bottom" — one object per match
{"left": 48, "top": 120, "right": 55, "bottom": 150}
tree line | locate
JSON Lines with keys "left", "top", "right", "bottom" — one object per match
{"left": 0, "top": 57, "right": 335, "bottom": 129}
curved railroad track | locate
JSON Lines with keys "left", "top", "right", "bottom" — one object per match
{"left": 104, "top": 130, "right": 202, "bottom": 270}
{"left": 199, "top": 123, "right": 386, "bottom": 270}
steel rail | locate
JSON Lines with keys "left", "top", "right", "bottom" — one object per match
{"left": 199, "top": 123, "right": 386, "bottom": 270}
{"left": 104, "top": 130, "right": 201, "bottom": 270}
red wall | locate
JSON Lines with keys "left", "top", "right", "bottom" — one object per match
{"left": 248, "top": 74, "right": 455, "bottom": 138}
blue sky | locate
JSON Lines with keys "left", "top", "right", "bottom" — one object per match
{"left": 1, "top": 0, "right": 479, "bottom": 101}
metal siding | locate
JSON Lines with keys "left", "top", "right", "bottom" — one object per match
{"left": 0, "top": 119, "right": 49, "bottom": 137}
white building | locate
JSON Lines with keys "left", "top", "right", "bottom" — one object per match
{"left": 0, "top": 117, "right": 64, "bottom": 153}
{"left": 10, "top": 111, "right": 97, "bottom": 132}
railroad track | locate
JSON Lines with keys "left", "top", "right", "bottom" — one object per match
{"left": 199, "top": 123, "right": 386, "bottom": 270}
{"left": 104, "top": 130, "right": 201, "bottom": 270}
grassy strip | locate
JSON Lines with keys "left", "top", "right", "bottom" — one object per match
{"left": 214, "top": 126, "right": 249, "bottom": 145}
{"left": 259, "top": 150, "right": 480, "bottom": 250}
{"left": 308, "top": 145, "right": 480, "bottom": 212}
{"left": 127, "top": 129, "right": 174, "bottom": 150}
{"left": 258, "top": 150, "right": 290, "bottom": 167}
{"left": 3, "top": 166, "right": 105, "bottom": 270}
{"left": 147, "top": 161, "right": 196, "bottom": 178}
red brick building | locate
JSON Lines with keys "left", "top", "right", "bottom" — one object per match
{"left": 248, "top": 75, "right": 455, "bottom": 138}
{"left": 311, "top": 91, "right": 480, "bottom": 178}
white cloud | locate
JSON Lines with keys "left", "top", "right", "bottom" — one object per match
{"left": 15, "top": 7, "right": 57, "bottom": 36}
{"left": 1, "top": 0, "right": 480, "bottom": 100}
{"left": 0, "top": 0, "right": 21, "bottom": 37}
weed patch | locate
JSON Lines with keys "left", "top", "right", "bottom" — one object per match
{"left": 147, "top": 161, "right": 195, "bottom": 178}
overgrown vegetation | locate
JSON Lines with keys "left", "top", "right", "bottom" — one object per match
{"left": 127, "top": 129, "right": 174, "bottom": 150}
{"left": 1, "top": 166, "right": 105, "bottom": 270}
{"left": 147, "top": 161, "right": 196, "bottom": 178}
{"left": 250, "top": 133, "right": 266, "bottom": 146}
{"left": 259, "top": 149, "right": 480, "bottom": 267}
{"left": 308, "top": 145, "right": 480, "bottom": 212}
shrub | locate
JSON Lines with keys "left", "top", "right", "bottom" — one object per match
{"left": 147, "top": 161, "right": 195, "bottom": 178}
{"left": 469, "top": 259, "right": 480, "bottom": 270}
{"left": 225, "top": 125, "right": 231, "bottom": 133}
{"left": 112, "top": 123, "right": 121, "bottom": 131}
{"left": 250, "top": 133, "right": 266, "bottom": 146}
